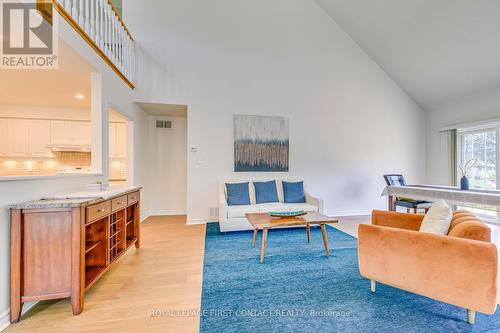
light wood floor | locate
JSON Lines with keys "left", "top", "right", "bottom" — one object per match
{"left": 5, "top": 214, "right": 500, "bottom": 332}
{"left": 5, "top": 215, "right": 206, "bottom": 333}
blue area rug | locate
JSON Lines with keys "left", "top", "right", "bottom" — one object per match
{"left": 200, "top": 223, "right": 500, "bottom": 333}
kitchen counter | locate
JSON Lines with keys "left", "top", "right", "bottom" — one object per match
{"left": 0, "top": 173, "right": 101, "bottom": 183}
{"left": 9, "top": 186, "right": 142, "bottom": 209}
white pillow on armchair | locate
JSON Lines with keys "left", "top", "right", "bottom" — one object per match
{"left": 419, "top": 199, "right": 453, "bottom": 235}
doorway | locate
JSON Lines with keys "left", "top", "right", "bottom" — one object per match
{"left": 109, "top": 108, "right": 128, "bottom": 186}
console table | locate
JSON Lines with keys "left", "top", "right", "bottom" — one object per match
{"left": 383, "top": 185, "right": 500, "bottom": 211}
{"left": 9, "top": 188, "right": 141, "bottom": 323}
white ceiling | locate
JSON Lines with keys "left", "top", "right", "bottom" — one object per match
{"left": 0, "top": 39, "right": 93, "bottom": 108}
{"left": 136, "top": 102, "right": 187, "bottom": 117}
{"left": 317, "top": 0, "right": 500, "bottom": 111}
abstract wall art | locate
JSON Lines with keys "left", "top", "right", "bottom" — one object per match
{"left": 234, "top": 114, "right": 289, "bottom": 172}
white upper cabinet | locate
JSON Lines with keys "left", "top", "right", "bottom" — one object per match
{"left": 28, "top": 120, "right": 52, "bottom": 157}
{"left": 0, "top": 119, "right": 7, "bottom": 157}
{"left": 109, "top": 123, "right": 126, "bottom": 158}
{"left": 50, "top": 121, "right": 91, "bottom": 145}
{"left": 50, "top": 121, "right": 72, "bottom": 145}
{"left": 5, "top": 119, "right": 51, "bottom": 157}
{"left": 71, "top": 122, "right": 91, "bottom": 145}
{"left": 6, "top": 119, "right": 28, "bottom": 157}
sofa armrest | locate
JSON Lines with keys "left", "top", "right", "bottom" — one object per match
{"left": 218, "top": 199, "right": 228, "bottom": 224}
{"left": 372, "top": 209, "right": 424, "bottom": 231}
{"left": 305, "top": 193, "right": 324, "bottom": 214}
{"left": 448, "top": 220, "right": 491, "bottom": 242}
{"left": 358, "top": 224, "right": 498, "bottom": 314}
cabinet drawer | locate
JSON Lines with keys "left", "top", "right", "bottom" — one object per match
{"left": 86, "top": 201, "right": 111, "bottom": 223}
{"left": 111, "top": 195, "right": 127, "bottom": 212}
{"left": 127, "top": 191, "right": 139, "bottom": 205}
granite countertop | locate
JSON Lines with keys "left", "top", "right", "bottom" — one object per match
{"left": 9, "top": 186, "right": 142, "bottom": 209}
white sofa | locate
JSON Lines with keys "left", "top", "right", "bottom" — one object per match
{"left": 218, "top": 179, "right": 324, "bottom": 232}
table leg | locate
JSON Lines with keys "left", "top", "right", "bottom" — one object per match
{"left": 260, "top": 227, "right": 268, "bottom": 264}
{"left": 388, "top": 195, "right": 395, "bottom": 211}
{"left": 252, "top": 228, "right": 258, "bottom": 248}
{"left": 306, "top": 223, "right": 310, "bottom": 243}
{"left": 321, "top": 224, "right": 329, "bottom": 257}
{"left": 10, "top": 209, "right": 23, "bottom": 323}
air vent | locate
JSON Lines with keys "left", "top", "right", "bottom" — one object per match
{"left": 209, "top": 207, "right": 219, "bottom": 218}
{"left": 155, "top": 120, "right": 172, "bottom": 129}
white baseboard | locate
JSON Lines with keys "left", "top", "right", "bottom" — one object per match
{"left": 186, "top": 217, "right": 218, "bottom": 225}
{"left": 141, "top": 210, "right": 186, "bottom": 222}
{"left": 329, "top": 210, "right": 372, "bottom": 217}
{"left": 0, "top": 301, "right": 38, "bottom": 332}
{"left": 0, "top": 309, "right": 9, "bottom": 333}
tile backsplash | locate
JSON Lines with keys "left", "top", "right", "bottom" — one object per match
{"left": 56, "top": 152, "right": 91, "bottom": 167}
{"left": 0, "top": 152, "right": 91, "bottom": 176}
{"left": 0, "top": 152, "right": 127, "bottom": 180}
{"left": 0, "top": 160, "right": 59, "bottom": 176}
{"left": 109, "top": 158, "right": 127, "bottom": 181}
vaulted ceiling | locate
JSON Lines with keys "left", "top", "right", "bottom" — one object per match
{"left": 317, "top": 0, "right": 500, "bottom": 111}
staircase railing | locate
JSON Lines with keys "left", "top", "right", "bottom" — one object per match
{"left": 53, "top": 0, "right": 135, "bottom": 88}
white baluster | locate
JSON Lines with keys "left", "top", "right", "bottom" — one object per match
{"left": 84, "top": 0, "right": 90, "bottom": 34}
{"left": 110, "top": 11, "right": 115, "bottom": 61}
{"left": 131, "top": 44, "right": 135, "bottom": 83}
{"left": 126, "top": 36, "right": 130, "bottom": 78}
{"left": 116, "top": 17, "right": 120, "bottom": 66}
{"left": 124, "top": 34, "right": 128, "bottom": 76}
{"left": 95, "top": 0, "right": 100, "bottom": 46}
{"left": 79, "top": 0, "right": 84, "bottom": 26}
{"left": 113, "top": 15, "right": 117, "bottom": 63}
{"left": 119, "top": 27, "right": 123, "bottom": 70}
{"left": 107, "top": 5, "right": 113, "bottom": 59}
{"left": 90, "top": 0, "right": 95, "bottom": 40}
{"left": 72, "top": 0, "right": 78, "bottom": 21}
{"left": 101, "top": 0, "right": 105, "bottom": 48}
{"left": 98, "top": 0, "right": 103, "bottom": 48}
{"left": 105, "top": 4, "right": 109, "bottom": 56}
{"left": 64, "top": 0, "right": 71, "bottom": 13}
{"left": 110, "top": 10, "right": 114, "bottom": 61}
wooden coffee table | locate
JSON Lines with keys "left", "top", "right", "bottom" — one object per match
{"left": 245, "top": 212, "right": 339, "bottom": 263}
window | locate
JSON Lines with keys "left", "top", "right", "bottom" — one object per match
{"left": 458, "top": 128, "right": 497, "bottom": 189}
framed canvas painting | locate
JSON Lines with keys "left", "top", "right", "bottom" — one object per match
{"left": 233, "top": 114, "right": 289, "bottom": 172}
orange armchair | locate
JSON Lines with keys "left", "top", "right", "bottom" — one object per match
{"left": 358, "top": 210, "right": 498, "bottom": 324}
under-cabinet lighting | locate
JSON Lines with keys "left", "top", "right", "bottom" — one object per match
{"left": 4, "top": 160, "right": 17, "bottom": 169}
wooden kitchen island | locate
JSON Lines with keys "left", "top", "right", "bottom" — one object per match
{"left": 9, "top": 187, "right": 141, "bottom": 323}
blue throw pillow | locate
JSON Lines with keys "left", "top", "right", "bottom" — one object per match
{"left": 254, "top": 180, "right": 279, "bottom": 204}
{"left": 282, "top": 181, "right": 306, "bottom": 203}
{"left": 226, "top": 182, "right": 251, "bottom": 206}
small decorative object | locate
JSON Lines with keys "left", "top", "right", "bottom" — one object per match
{"left": 234, "top": 114, "right": 289, "bottom": 172}
{"left": 458, "top": 159, "right": 477, "bottom": 190}
{"left": 460, "top": 176, "right": 469, "bottom": 191}
{"left": 269, "top": 210, "right": 307, "bottom": 218}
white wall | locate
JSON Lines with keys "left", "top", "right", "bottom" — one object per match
{"left": 142, "top": 116, "right": 187, "bottom": 217}
{"left": 125, "top": 0, "right": 427, "bottom": 222}
{"left": 427, "top": 85, "right": 500, "bottom": 185}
